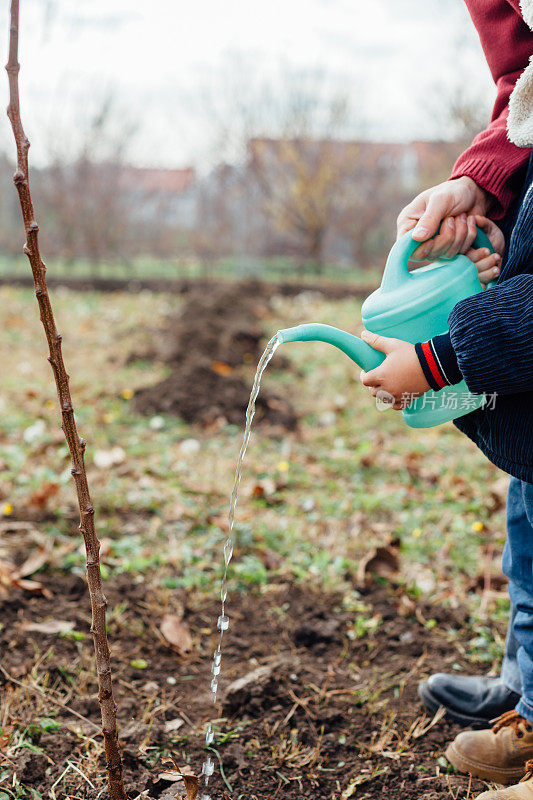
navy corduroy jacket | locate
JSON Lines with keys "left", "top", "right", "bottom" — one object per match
{"left": 416, "top": 154, "right": 533, "bottom": 482}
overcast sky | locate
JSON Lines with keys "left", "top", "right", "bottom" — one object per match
{"left": 0, "top": 0, "right": 495, "bottom": 168}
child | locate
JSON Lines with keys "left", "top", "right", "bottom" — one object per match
{"left": 360, "top": 2, "right": 533, "bottom": 797}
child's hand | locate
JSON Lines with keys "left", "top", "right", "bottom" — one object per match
{"left": 465, "top": 215, "right": 505, "bottom": 286}
{"left": 359, "top": 330, "right": 430, "bottom": 410}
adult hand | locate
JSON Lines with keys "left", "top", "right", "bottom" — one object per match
{"left": 397, "top": 176, "right": 491, "bottom": 261}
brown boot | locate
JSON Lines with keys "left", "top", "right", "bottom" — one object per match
{"left": 445, "top": 710, "right": 533, "bottom": 784}
{"left": 476, "top": 762, "right": 533, "bottom": 798}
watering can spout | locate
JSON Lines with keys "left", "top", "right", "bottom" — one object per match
{"left": 275, "top": 225, "right": 493, "bottom": 429}
{"left": 277, "top": 323, "right": 385, "bottom": 372}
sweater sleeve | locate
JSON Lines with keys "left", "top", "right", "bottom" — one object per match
{"left": 449, "top": 0, "right": 533, "bottom": 219}
{"left": 417, "top": 275, "right": 533, "bottom": 395}
{"left": 415, "top": 334, "right": 462, "bottom": 391}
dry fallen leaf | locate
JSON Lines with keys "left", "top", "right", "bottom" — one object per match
{"left": 0, "top": 559, "right": 52, "bottom": 599}
{"left": 211, "top": 360, "right": 233, "bottom": 376}
{"left": 0, "top": 520, "right": 38, "bottom": 534}
{"left": 250, "top": 478, "right": 276, "bottom": 499}
{"left": 28, "top": 480, "right": 59, "bottom": 510}
{"left": 160, "top": 614, "right": 193, "bottom": 655}
{"left": 93, "top": 446, "right": 126, "bottom": 469}
{"left": 14, "top": 578, "right": 52, "bottom": 598}
{"left": 159, "top": 759, "right": 198, "bottom": 800}
{"left": 396, "top": 594, "right": 416, "bottom": 617}
{"left": 356, "top": 540, "right": 400, "bottom": 585}
{"left": 0, "top": 724, "right": 13, "bottom": 752}
{"left": 0, "top": 559, "right": 15, "bottom": 588}
{"left": 342, "top": 772, "right": 385, "bottom": 798}
{"left": 164, "top": 717, "right": 185, "bottom": 733}
{"left": 22, "top": 619, "right": 75, "bottom": 634}
{"left": 17, "top": 545, "right": 49, "bottom": 578}
{"left": 180, "top": 772, "right": 199, "bottom": 800}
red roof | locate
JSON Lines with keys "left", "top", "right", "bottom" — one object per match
{"left": 122, "top": 166, "right": 195, "bottom": 193}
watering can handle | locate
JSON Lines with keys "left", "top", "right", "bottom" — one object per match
{"left": 381, "top": 225, "right": 495, "bottom": 292}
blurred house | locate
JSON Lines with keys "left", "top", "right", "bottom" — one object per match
{"left": 85, "top": 139, "right": 463, "bottom": 269}
{"left": 122, "top": 166, "right": 197, "bottom": 228}
{"left": 247, "top": 138, "right": 456, "bottom": 193}
{"left": 0, "top": 138, "right": 463, "bottom": 271}
{"left": 190, "top": 138, "right": 463, "bottom": 270}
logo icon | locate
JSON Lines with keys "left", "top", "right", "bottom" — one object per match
{"left": 375, "top": 389, "right": 395, "bottom": 411}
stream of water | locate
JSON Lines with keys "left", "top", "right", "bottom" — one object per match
{"left": 199, "top": 333, "right": 282, "bottom": 799}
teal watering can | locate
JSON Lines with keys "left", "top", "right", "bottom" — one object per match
{"left": 277, "top": 227, "right": 495, "bottom": 429}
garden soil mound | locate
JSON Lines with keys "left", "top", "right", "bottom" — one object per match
{"left": 1, "top": 572, "right": 492, "bottom": 799}
{"left": 133, "top": 281, "right": 297, "bottom": 428}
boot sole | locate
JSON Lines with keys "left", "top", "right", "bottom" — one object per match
{"left": 418, "top": 681, "right": 492, "bottom": 729}
{"left": 445, "top": 741, "right": 527, "bottom": 785}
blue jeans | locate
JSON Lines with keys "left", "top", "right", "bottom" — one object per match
{"left": 500, "top": 478, "right": 533, "bottom": 722}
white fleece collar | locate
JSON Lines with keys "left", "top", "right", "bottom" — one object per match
{"left": 520, "top": 0, "right": 533, "bottom": 28}
{"left": 507, "top": 0, "right": 533, "bottom": 147}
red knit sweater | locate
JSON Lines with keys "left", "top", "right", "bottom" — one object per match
{"left": 450, "top": 0, "right": 533, "bottom": 218}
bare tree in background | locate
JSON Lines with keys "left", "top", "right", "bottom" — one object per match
{"left": 196, "top": 65, "right": 369, "bottom": 274}
{"left": 191, "top": 163, "right": 245, "bottom": 276}
{"left": 195, "top": 61, "right": 473, "bottom": 275}
{"left": 249, "top": 134, "right": 360, "bottom": 272}
{"left": 36, "top": 95, "right": 138, "bottom": 273}
{"left": 338, "top": 146, "right": 410, "bottom": 268}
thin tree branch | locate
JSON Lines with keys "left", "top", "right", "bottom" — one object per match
{"left": 5, "top": 3, "right": 127, "bottom": 797}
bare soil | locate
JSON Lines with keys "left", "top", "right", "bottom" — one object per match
{"left": 0, "top": 275, "right": 374, "bottom": 300}
{"left": 132, "top": 282, "right": 297, "bottom": 429}
{"left": 0, "top": 572, "right": 491, "bottom": 799}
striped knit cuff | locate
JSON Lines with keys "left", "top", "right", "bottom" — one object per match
{"left": 449, "top": 157, "right": 526, "bottom": 221}
{"left": 415, "top": 333, "right": 462, "bottom": 391}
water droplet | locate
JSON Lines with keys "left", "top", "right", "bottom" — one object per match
{"left": 212, "top": 663, "right": 220, "bottom": 676}
{"left": 217, "top": 614, "right": 230, "bottom": 631}
{"left": 214, "top": 648, "right": 222, "bottom": 666}
{"left": 211, "top": 677, "right": 218, "bottom": 693}
{"left": 224, "top": 538, "right": 233, "bottom": 565}
{"left": 202, "top": 758, "right": 215, "bottom": 776}
{"left": 205, "top": 724, "right": 215, "bottom": 745}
